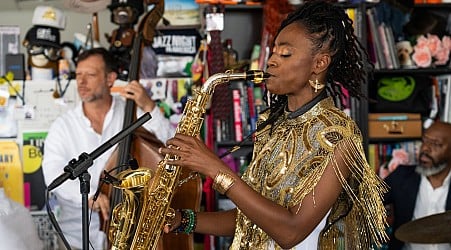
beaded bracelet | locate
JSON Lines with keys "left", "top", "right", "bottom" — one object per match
{"left": 212, "top": 171, "right": 235, "bottom": 195}
{"left": 174, "top": 209, "right": 197, "bottom": 234}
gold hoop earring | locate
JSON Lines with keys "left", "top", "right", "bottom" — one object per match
{"left": 309, "top": 79, "right": 325, "bottom": 92}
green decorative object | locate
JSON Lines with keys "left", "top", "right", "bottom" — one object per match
{"left": 377, "top": 76, "right": 416, "bottom": 102}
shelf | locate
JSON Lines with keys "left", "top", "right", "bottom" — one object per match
{"left": 224, "top": 4, "right": 262, "bottom": 11}
{"left": 374, "top": 67, "right": 451, "bottom": 75}
{"left": 336, "top": 2, "right": 378, "bottom": 9}
{"left": 369, "top": 137, "right": 422, "bottom": 143}
{"left": 199, "top": 3, "right": 262, "bottom": 11}
{"left": 413, "top": 3, "right": 451, "bottom": 9}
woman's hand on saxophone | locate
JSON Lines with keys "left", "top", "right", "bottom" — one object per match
{"left": 159, "top": 133, "right": 230, "bottom": 179}
{"left": 159, "top": 134, "right": 239, "bottom": 237}
{"left": 163, "top": 210, "right": 182, "bottom": 234}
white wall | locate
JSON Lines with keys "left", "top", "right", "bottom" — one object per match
{"left": 0, "top": 7, "right": 117, "bottom": 54}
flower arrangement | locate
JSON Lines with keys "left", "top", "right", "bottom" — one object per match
{"left": 379, "top": 148, "right": 410, "bottom": 179}
{"left": 411, "top": 34, "right": 451, "bottom": 68}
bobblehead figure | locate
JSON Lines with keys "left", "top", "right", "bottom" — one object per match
{"left": 106, "top": 0, "right": 145, "bottom": 80}
{"left": 23, "top": 6, "right": 66, "bottom": 80}
{"left": 23, "top": 26, "right": 61, "bottom": 80}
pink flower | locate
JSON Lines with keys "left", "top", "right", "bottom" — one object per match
{"left": 388, "top": 148, "right": 409, "bottom": 173}
{"left": 412, "top": 34, "right": 451, "bottom": 67}
{"left": 415, "top": 35, "right": 428, "bottom": 48}
{"left": 426, "top": 34, "right": 441, "bottom": 56}
{"left": 379, "top": 164, "right": 390, "bottom": 180}
{"left": 435, "top": 47, "right": 450, "bottom": 65}
{"left": 442, "top": 36, "right": 451, "bottom": 50}
{"left": 412, "top": 46, "right": 432, "bottom": 68}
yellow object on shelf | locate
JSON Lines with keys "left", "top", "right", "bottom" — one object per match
{"left": 0, "top": 141, "right": 24, "bottom": 205}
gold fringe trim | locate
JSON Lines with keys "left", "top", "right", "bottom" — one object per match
{"left": 320, "top": 137, "right": 389, "bottom": 249}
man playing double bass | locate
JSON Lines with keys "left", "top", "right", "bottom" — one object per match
{"left": 42, "top": 48, "right": 175, "bottom": 249}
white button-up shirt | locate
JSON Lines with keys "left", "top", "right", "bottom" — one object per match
{"left": 42, "top": 95, "right": 174, "bottom": 249}
{"left": 405, "top": 170, "right": 451, "bottom": 250}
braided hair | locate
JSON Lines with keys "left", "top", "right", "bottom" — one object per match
{"left": 261, "top": 0, "right": 372, "bottom": 129}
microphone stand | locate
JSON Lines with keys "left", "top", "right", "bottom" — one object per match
{"left": 47, "top": 112, "right": 152, "bottom": 250}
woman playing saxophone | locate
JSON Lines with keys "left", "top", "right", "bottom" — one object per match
{"left": 160, "top": 1, "right": 388, "bottom": 249}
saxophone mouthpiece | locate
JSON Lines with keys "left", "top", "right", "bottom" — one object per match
{"left": 245, "top": 70, "right": 271, "bottom": 84}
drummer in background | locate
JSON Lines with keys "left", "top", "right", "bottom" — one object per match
{"left": 383, "top": 121, "right": 451, "bottom": 250}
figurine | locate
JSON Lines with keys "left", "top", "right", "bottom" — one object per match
{"left": 23, "top": 6, "right": 66, "bottom": 80}
{"left": 396, "top": 41, "right": 414, "bottom": 68}
{"left": 23, "top": 26, "right": 61, "bottom": 80}
{"left": 106, "top": 0, "right": 145, "bottom": 80}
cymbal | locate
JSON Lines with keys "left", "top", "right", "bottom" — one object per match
{"left": 395, "top": 210, "right": 451, "bottom": 243}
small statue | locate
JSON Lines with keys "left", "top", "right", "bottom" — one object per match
{"left": 23, "top": 6, "right": 66, "bottom": 80}
{"left": 23, "top": 26, "right": 61, "bottom": 80}
{"left": 105, "top": 0, "right": 145, "bottom": 80}
{"left": 396, "top": 41, "right": 414, "bottom": 68}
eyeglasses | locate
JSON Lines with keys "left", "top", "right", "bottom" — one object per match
{"left": 422, "top": 136, "right": 443, "bottom": 149}
{"left": 27, "top": 45, "right": 61, "bottom": 61}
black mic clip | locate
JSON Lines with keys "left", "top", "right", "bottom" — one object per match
{"left": 93, "top": 158, "right": 140, "bottom": 201}
{"left": 102, "top": 170, "right": 121, "bottom": 186}
{"left": 64, "top": 152, "right": 93, "bottom": 180}
{"left": 128, "top": 158, "right": 139, "bottom": 170}
{"left": 93, "top": 170, "right": 120, "bottom": 202}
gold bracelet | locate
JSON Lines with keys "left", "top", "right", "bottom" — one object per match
{"left": 213, "top": 172, "right": 235, "bottom": 195}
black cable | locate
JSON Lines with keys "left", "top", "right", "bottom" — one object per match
{"left": 45, "top": 190, "right": 72, "bottom": 250}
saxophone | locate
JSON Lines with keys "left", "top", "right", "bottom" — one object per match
{"left": 108, "top": 70, "right": 269, "bottom": 250}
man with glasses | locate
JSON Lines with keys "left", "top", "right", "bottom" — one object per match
{"left": 384, "top": 121, "right": 451, "bottom": 249}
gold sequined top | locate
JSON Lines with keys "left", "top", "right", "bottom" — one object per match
{"left": 230, "top": 97, "right": 388, "bottom": 250}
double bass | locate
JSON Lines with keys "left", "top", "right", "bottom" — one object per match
{"left": 101, "top": 1, "right": 202, "bottom": 249}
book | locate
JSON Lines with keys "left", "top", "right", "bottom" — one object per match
{"left": 378, "top": 23, "right": 393, "bottom": 69}
{"left": 366, "top": 8, "right": 386, "bottom": 69}
{"left": 446, "top": 77, "right": 451, "bottom": 123}
{"left": 237, "top": 81, "right": 250, "bottom": 138}
{"left": 0, "top": 26, "right": 20, "bottom": 76}
{"left": 232, "top": 89, "right": 243, "bottom": 141}
{"left": 384, "top": 25, "right": 400, "bottom": 69}
{"left": 246, "top": 83, "right": 257, "bottom": 132}
{"left": 22, "top": 130, "right": 48, "bottom": 211}
{"left": 437, "top": 74, "right": 451, "bottom": 122}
